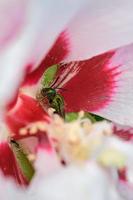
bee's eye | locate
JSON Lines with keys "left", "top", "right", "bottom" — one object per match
{"left": 41, "top": 88, "right": 46, "bottom": 96}
{"left": 48, "top": 89, "right": 56, "bottom": 95}
{"left": 41, "top": 88, "right": 56, "bottom": 99}
{"left": 47, "top": 88, "right": 56, "bottom": 99}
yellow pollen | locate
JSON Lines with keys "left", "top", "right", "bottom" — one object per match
{"left": 28, "top": 154, "right": 36, "bottom": 162}
{"left": 37, "top": 122, "right": 47, "bottom": 131}
{"left": 103, "top": 129, "right": 112, "bottom": 136}
{"left": 19, "top": 121, "right": 47, "bottom": 136}
{"left": 78, "top": 111, "right": 84, "bottom": 118}
{"left": 98, "top": 149, "right": 126, "bottom": 169}
{"left": 82, "top": 121, "right": 92, "bottom": 134}
{"left": 19, "top": 128, "right": 27, "bottom": 135}
{"left": 45, "top": 114, "right": 115, "bottom": 164}
{"left": 68, "top": 134, "right": 80, "bottom": 144}
{"left": 29, "top": 125, "right": 38, "bottom": 134}
{"left": 71, "top": 144, "right": 89, "bottom": 161}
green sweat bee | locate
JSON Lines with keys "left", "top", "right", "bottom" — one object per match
{"left": 36, "top": 65, "right": 65, "bottom": 118}
{"left": 39, "top": 87, "right": 65, "bottom": 118}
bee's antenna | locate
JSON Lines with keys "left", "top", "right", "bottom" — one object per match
{"left": 56, "top": 87, "right": 67, "bottom": 92}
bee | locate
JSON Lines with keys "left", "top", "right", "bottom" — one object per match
{"left": 37, "top": 87, "right": 65, "bottom": 118}
{"left": 36, "top": 64, "right": 66, "bottom": 118}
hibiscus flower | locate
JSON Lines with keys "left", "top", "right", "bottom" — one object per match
{"left": 13, "top": 1, "right": 133, "bottom": 126}
{"left": 1, "top": 0, "right": 133, "bottom": 127}
{"left": 1, "top": 0, "right": 133, "bottom": 200}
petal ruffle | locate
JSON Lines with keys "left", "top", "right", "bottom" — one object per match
{"left": 5, "top": 94, "right": 50, "bottom": 140}
{"left": 113, "top": 124, "right": 133, "bottom": 141}
{"left": 22, "top": 31, "right": 70, "bottom": 86}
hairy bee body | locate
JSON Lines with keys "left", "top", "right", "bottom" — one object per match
{"left": 37, "top": 87, "right": 65, "bottom": 118}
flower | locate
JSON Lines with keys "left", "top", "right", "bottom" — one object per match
{"left": 1, "top": 0, "right": 133, "bottom": 127}
{"left": 1, "top": 1, "right": 133, "bottom": 199}
{"left": 21, "top": 40, "right": 133, "bottom": 126}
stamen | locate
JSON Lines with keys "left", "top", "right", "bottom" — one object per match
{"left": 78, "top": 111, "right": 84, "bottom": 119}
{"left": 28, "top": 154, "right": 36, "bottom": 162}
{"left": 37, "top": 122, "right": 47, "bottom": 132}
{"left": 29, "top": 126, "right": 38, "bottom": 135}
{"left": 19, "top": 121, "right": 47, "bottom": 136}
{"left": 98, "top": 149, "right": 126, "bottom": 168}
{"left": 45, "top": 114, "right": 126, "bottom": 167}
{"left": 19, "top": 128, "right": 27, "bottom": 136}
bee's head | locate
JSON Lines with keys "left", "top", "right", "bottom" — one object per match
{"left": 41, "top": 88, "right": 56, "bottom": 101}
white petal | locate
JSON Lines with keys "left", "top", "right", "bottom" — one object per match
{"left": 117, "top": 181, "right": 133, "bottom": 200}
{"left": 107, "top": 137, "right": 133, "bottom": 162}
{"left": 95, "top": 44, "right": 133, "bottom": 126}
{"left": 0, "top": 0, "right": 27, "bottom": 49}
{"left": 0, "top": 161, "right": 121, "bottom": 200}
{"left": 29, "top": 162, "right": 120, "bottom": 200}
{"left": 0, "top": 0, "right": 87, "bottom": 106}
{"left": 64, "top": 0, "right": 133, "bottom": 62}
{"left": 1, "top": 135, "right": 131, "bottom": 200}
{"left": 34, "top": 147, "right": 62, "bottom": 177}
{"left": 0, "top": 173, "right": 25, "bottom": 200}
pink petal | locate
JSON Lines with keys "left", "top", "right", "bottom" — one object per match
{"left": 64, "top": 0, "right": 133, "bottom": 62}
{"left": 0, "top": 142, "right": 27, "bottom": 185}
{"left": 0, "top": 0, "right": 87, "bottom": 106}
{"left": 113, "top": 124, "right": 133, "bottom": 141}
{"left": 118, "top": 168, "right": 127, "bottom": 182}
{"left": 55, "top": 44, "right": 133, "bottom": 126}
{"left": 22, "top": 31, "right": 70, "bottom": 86}
{"left": 57, "top": 51, "right": 116, "bottom": 111}
{"left": 5, "top": 94, "right": 50, "bottom": 140}
{"left": 95, "top": 44, "right": 133, "bottom": 125}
